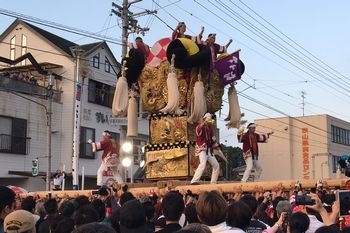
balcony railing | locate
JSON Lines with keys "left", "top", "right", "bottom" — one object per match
{"left": 0, "top": 74, "right": 61, "bottom": 101}
{"left": 0, "top": 134, "right": 31, "bottom": 155}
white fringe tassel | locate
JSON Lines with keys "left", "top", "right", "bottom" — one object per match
{"left": 160, "top": 54, "right": 183, "bottom": 115}
{"left": 187, "top": 79, "right": 207, "bottom": 124}
{"left": 127, "top": 93, "right": 138, "bottom": 137}
{"left": 225, "top": 85, "right": 246, "bottom": 129}
{"left": 112, "top": 60, "right": 128, "bottom": 116}
{"left": 112, "top": 76, "right": 129, "bottom": 116}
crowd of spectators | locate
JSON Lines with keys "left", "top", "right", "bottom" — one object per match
{"left": 1, "top": 182, "right": 350, "bottom": 233}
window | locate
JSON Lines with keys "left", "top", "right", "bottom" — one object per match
{"left": 331, "top": 125, "right": 350, "bottom": 146}
{"left": 88, "top": 79, "right": 115, "bottom": 107}
{"left": 10, "top": 36, "right": 16, "bottom": 60}
{"left": 93, "top": 53, "right": 100, "bottom": 69}
{"left": 80, "top": 127, "right": 95, "bottom": 159}
{"left": 105, "top": 57, "right": 111, "bottom": 73}
{"left": 0, "top": 116, "right": 29, "bottom": 155}
{"left": 21, "top": 35, "right": 27, "bottom": 65}
{"left": 332, "top": 155, "right": 338, "bottom": 173}
{"left": 104, "top": 56, "right": 118, "bottom": 75}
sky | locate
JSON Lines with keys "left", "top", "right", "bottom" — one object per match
{"left": 1, "top": 0, "right": 350, "bottom": 147}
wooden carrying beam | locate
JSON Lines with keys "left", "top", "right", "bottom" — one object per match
{"left": 20, "top": 178, "right": 349, "bottom": 199}
{"left": 175, "top": 178, "right": 349, "bottom": 194}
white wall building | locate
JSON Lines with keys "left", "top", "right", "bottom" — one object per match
{"left": 253, "top": 114, "right": 350, "bottom": 181}
{"left": 0, "top": 19, "right": 149, "bottom": 191}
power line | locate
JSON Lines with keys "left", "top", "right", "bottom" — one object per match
{"left": 237, "top": 0, "right": 350, "bottom": 84}
{"left": 163, "top": 0, "right": 350, "bottom": 119}
{"left": 0, "top": 8, "right": 123, "bottom": 45}
{"left": 203, "top": 0, "right": 350, "bottom": 97}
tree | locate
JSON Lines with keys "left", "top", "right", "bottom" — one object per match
{"left": 219, "top": 144, "right": 244, "bottom": 181}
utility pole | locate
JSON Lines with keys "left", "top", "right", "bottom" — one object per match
{"left": 112, "top": 0, "right": 156, "bottom": 57}
{"left": 111, "top": 0, "right": 156, "bottom": 182}
{"left": 301, "top": 90, "right": 306, "bottom": 116}
{"left": 46, "top": 72, "right": 55, "bottom": 191}
{"left": 72, "top": 48, "right": 84, "bottom": 190}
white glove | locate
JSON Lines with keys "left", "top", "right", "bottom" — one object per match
{"left": 87, "top": 139, "right": 93, "bottom": 144}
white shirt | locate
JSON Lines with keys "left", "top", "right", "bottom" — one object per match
{"left": 306, "top": 214, "right": 324, "bottom": 233}
{"left": 209, "top": 222, "right": 246, "bottom": 233}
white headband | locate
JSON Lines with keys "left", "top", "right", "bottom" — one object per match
{"left": 248, "top": 123, "right": 256, "bottom": 128}
{"left": 102, "top": 131, "right": 110, "bottom": 137}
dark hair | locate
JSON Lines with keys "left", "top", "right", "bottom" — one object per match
{"left": 121, "top": 184, "right": 128, "bottom": 193}
{"left": 247, "top": 122, "right": 255, "bottom": 128}
{"left": 110, "top": 208, "right": 121, "bottom": 233}
{"left": 21, "top": 196, "right": 36, "bottom": 212}
{"left": 161, "top": 191, "right": 184, "bottom": 222}
{"left": 60, "top": 200, "right": 77, "bottom": 218}
{"left": 54, "top": 217, "right": 75, "bottom": 233}
{"left": 315, "top": 225, "right": 341, "bottom": 233}
{"left": 74, "top": 205, "right": 99, "bottom": 227}
{"left": 119, "top": 199, "right": 146, "bottom": 233}
{"left": 74, "top": 195, "right": 90, "bottom": 208}
{"left": 184, "top": 203, "right": 199, "bottom": 224}
{"left": 44, "top": 198, "right": 58, "bottom": 215}
{"left": 72, "top": 222, "right": 116, "bottom": 233}
{"left": 175, "top": 230, "right": 197, "bottom": 233}
{"left": 341, "top": 226, "right": 350, "bottom": 233}
{"left": 119, "top": 192, "right": 135, "bottom": 206}
{"left": 90, "top": 199, "right": 106, "bottom": 221}
{"left": 289, "top": 212, "right": 310, "bottom": 233}
{"left": 98, "top": 186, "right": 110, "bottom": 196}
{"left": 142, "top": 201, "right": 155, "bottom": 220}
{"left": 226, "top": 201, "right": 252, "bottom": 230}
{"left": 240, "top": 194, "right": 258, "bottom": 213}
{"left": 0, "top": 185, "right": 16, "bottom": 212}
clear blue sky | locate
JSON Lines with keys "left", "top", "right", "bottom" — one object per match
{"left": 1, "top": 0, "right": 349, "bottom": 146}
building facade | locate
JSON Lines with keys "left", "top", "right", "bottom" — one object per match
{"left": 254, "top": 114, "right": 350, "bottom": 181}
{"left": 0, "top": 19, "right": 148, "bottom": 191}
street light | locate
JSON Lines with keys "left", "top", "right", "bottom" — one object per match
{"left": 122, "top": 141, "right": 133, "bottom": 183}
{"left": 121, "top": 141, "right": 146, "bottom": 183}
{"left": 121, "top": 141, "right": 133, "bottom": 153}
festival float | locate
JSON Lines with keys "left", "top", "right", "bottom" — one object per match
{"left": 111, "top": 35, "right": 245, "bottom": 181}
{"left": 21, "top": 36, "right": 350, "bottom": 199}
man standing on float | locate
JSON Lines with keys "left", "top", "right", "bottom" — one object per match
{"left": 89, "top": 130, "right": 123, "bottom": 187}
{"left": 238, "top": 123, "right": 272, "bottom": 182}
{"left": 190, "top": 113, "right": 220, "bottom": 185}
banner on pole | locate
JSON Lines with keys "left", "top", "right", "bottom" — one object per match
{"left": 215, "top": 51, "right": 242, "bottom": 86}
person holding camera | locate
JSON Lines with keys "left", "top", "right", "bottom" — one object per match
{"left": 261, "top": 211, "right": 288, "bottom": 233}
{"left": 237, "top": 123, "right": 272, "bottom": 182}
{"left": 295, "top": 193, "right": 340, "bottom": 233}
